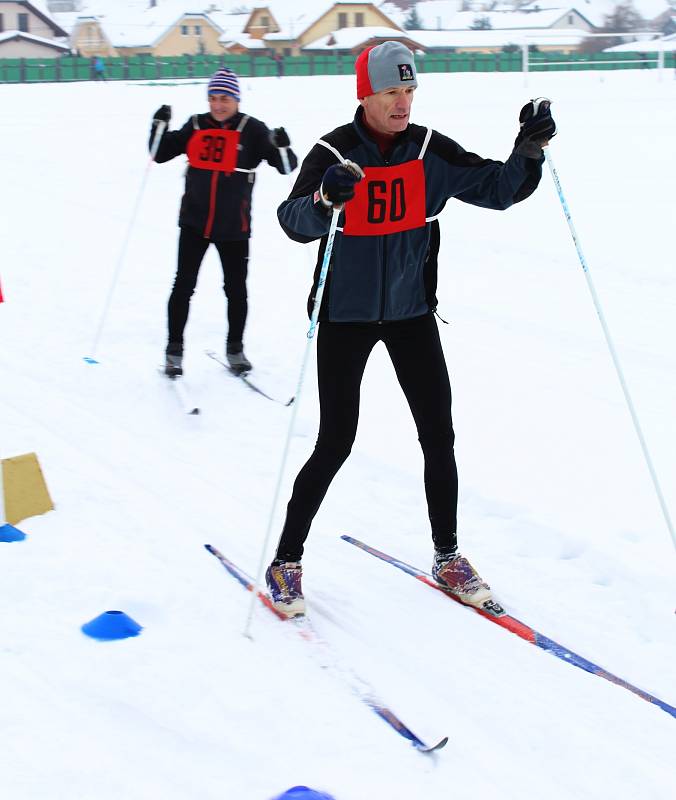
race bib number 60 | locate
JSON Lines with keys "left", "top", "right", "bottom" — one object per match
{"left": 343, "top": 160, "right": 426, "bottom": 236}
{"left": 187, "top": 129, "right": 240, "bottom": 173}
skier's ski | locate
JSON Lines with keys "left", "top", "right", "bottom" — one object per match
{"left": 342, "top": 535, "right": 676, "bottom": 720}
{"left": 204, "top": 543, "right": 448, "bottom": 753}
{"left": 159, "top": 370, "right": 200, "bottom": 415}
{"left": 205, "top": 350, "right": 294, "bottom": 406}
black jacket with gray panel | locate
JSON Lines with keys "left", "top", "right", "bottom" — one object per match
{"left": 277, "top": 106, "right": 543, "bottom": 322}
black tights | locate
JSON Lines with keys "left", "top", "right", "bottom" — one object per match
{"left": 167, "top": 227, "right": 249, "bottom": 347}
{"left": 275, "top": 314, "right": 458, "bottom": 561}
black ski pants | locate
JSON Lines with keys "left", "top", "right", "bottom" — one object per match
{"left": 167, "top": 227, "right": 249, "bottom": 347}
{"left": 275, "top": 313, "right": 458, "bottom": 562}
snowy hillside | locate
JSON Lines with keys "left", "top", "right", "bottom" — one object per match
{"left": 1, "top": 69, "right": 675, "bottom": 799}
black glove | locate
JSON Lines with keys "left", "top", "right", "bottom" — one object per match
{"left": 515, "top": 98, "right": 556, "bottom": 158}
{"left": 153, "top": 105, "right": 172, "bottom": 125}
{"left": 270, "top": 127, "right": 290, "bottom": 148}
{"left": 320, "top": 162, "right": 364, "bottom": 206}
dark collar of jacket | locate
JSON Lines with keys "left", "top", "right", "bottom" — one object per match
{"left": 199, "top": 111, "right": 245, "bottom": 130}
{"left": 351, "top": 105, "right": 412, "bottom": 162}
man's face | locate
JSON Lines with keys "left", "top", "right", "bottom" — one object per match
{"left": 208, "top": 93, "right": 239, "bottom": 122}
{"left": 360, "top": 86, "right": 415, "bottom": 135}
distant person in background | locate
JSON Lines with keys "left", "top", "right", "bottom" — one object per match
{"left": 149, "top": 67, "right": 298, "bottom": 377}
{"left": 93, "top": 56, "right": 106, "bottom": 81}
{"left": 266, "top": 41, "right": 556, "bottom": 618}
{"left": 273, "top": 52, "right": 285, "bottom": 78}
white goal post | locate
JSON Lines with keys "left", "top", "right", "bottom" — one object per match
{"left": 521, "top": 31, "right": 673, "bottom": 85}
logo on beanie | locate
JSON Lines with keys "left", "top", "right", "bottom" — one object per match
{"left": 398, "top": 63, "right": 414, "bottom": 81}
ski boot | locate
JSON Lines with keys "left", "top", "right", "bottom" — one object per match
{"left": 265, "top": 560, "right": 305, "bottom": 618}
{"left": 226, "top": 341, "right": 252, "bottom": 376}
{"left": 433, "top": 549, "right": 503, "bottom": 615}
{"left": 164, "top": 343, "right": 183, "bottom": 378}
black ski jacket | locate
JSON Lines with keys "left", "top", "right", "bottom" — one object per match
{"left": 278, "top": 106, "right": 543, "bottom": 322}
{"left": 151, "top": 111, "right": 298, "bottom": 241}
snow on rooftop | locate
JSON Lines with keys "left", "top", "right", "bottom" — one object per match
{"left": 0, "top": 28, "right": 70, "bottom": 47}
{"left": 411, "top": 26, "right": 590, "bottom": 47}
{"left": 605, "top": 32, "right": 676, "bottom": 50}
{"left": 303, "top": 25, "right": 409, "bottom": 50}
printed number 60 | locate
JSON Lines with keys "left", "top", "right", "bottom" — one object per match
{"left": 367, "top": 178, "right": 406, "bottom": 224}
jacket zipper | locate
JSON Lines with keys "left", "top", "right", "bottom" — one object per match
{"left": 203, "top": 171, "right": 218, "bottom": 238}
{"left": 379, "top": 154, "right": 390, "bottom": 322}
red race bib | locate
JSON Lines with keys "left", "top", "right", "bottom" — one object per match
{"left": 343, "top": 160, "right": 426, "bottom": 236}
{"left": 187, "top": 129, "right": 240, "bottom": 173}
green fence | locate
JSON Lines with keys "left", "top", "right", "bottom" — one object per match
{"left": 1, "top": 51, "right": 674, "bottom": 83}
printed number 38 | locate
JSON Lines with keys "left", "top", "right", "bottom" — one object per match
{"left": 199, "top": 134, "right": 226, "bottom": 163}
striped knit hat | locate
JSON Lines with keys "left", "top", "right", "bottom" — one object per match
{"left": 208, "top": 68, "right": 240, "bottom": 101}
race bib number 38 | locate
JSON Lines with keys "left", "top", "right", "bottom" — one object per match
{"left": 343, "top": 160, "right": 426, "bottom": 236}
{"left": 187, "top": 129, "right": 240, "bottom": 173}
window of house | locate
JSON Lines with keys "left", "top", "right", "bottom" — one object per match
{"left": 355, "top": 13, "right": 364, "bottom": 27}
{"left": 194, "top": 25, "right": 201, "bottom": 35}
{"left": 283, "top": 47, "right": 291, "bottom": 56}
{"left": 18, "top": 13, "right": 29, "bottom": 32}
{"left": 181, "top": 25, "right": 188, "bottom": 35}
{"left": 338, "top": 12, "right": 347, "bottom": 28}
{"left": 260, "top": 16, "right": 269, "bottom": 27}
{"left": 568, "top": 14, "right": 574, "bottom": 24}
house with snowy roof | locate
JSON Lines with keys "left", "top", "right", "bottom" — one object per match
{"left": 0, "top": 0, "right": 69, "bottom": 56}
{"left": 45, "top": 1, "right": 406, "bottom": 58}
{"left": 220, "top": 2, "right": 405, "bottom": 56}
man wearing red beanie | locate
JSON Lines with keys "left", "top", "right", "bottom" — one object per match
{"left": 267, "top": 41, "right": 556, "bottom": 618}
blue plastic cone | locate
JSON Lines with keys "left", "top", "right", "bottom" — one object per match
{"left": 81, "top": 610, "right": 142, "bottom": 641}
{"left": 271, "top": 788, "right": 336, "bottom": 800}
{"left": 0, "top": 524, "right": 26, "bottom": 542}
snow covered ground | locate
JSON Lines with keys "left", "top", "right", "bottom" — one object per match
{"left": 1, "top": 68, "right": 675, "bottom": 799}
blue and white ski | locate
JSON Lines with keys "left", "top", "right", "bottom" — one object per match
{"left": 342, "top": 535, "right": 676, "bottom": 721}
{"left": 204, "top": 543, "right": 448, "bottom": 753}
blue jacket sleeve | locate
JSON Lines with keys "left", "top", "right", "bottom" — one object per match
{"left": 426, "top": 130, "right": 543, "bottom": 212}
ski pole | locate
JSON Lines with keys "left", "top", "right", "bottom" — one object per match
{"left": 544, "top": 146, "right": 676, "bottom": 555}
{"left": 279, "top": 146, "right": 292, "bottom": 176}
{"left": 244, "top": 205, "right": 341, "bottom": 638}
{"left": 84, "top": 120, "right": 167, "bottom": 364}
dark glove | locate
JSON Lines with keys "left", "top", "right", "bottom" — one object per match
{"left": 270, "top": 127, "right": 290, "bottom": 148}
{"left": 515, "top": 98, "right": 556, "bottom": 158}
{"left": 153, "top": 105, "right": 172, "bottom": 125}
{"left": 320, "top": 162, "right": 364, "bottom": 206}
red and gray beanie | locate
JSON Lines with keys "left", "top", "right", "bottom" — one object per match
{"left": 207, "top": 67, "right": 240, "bottom": 101}
{"left": 355, "top": 41, "right": 418, "bottom": 99}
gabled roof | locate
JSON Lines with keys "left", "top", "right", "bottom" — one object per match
{"left": 412, "top": 26, "right": 590, "bottom": 47}
{"left": 221, "top": 35, "right": 268, "bottom": 50}
{"left": 4, "top": 1, "right": 69, "bottom": 37}
{"left": 303, "top": 25, "right": 416, "bottom": 50}
{"left": 0, "top": 28, "right": 70, "bottom": 49}
{"left": 406, "top": 8, "right": 592, "bottom": 31}
{"left": 604, "top": 31, "right": 676, "bottom": 50}
{"left": 520, "top": 1, "right": 674, "bottom": 28}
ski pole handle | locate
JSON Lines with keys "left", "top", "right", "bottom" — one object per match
{"left": 279, "top": 146, "right": 291, "bottom": 175}
{"left": 149, "top": 120, "right": 167, "bottom": 162}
